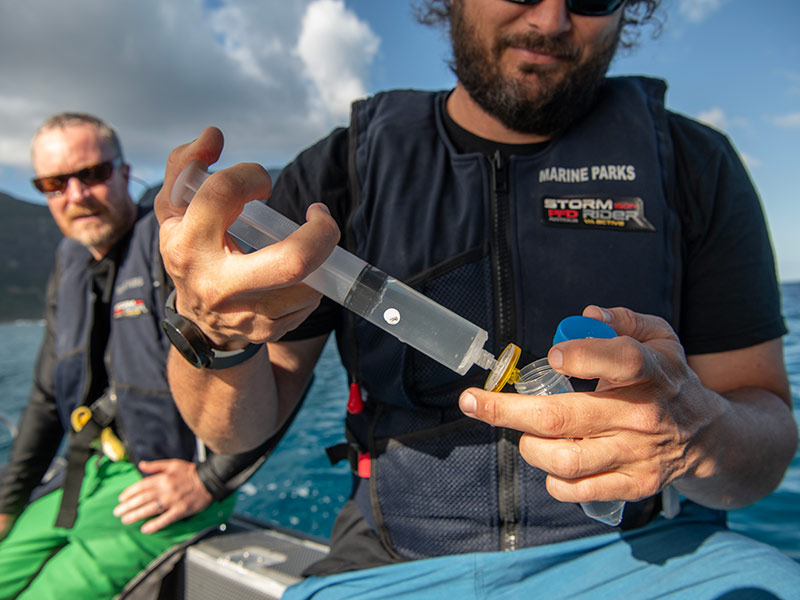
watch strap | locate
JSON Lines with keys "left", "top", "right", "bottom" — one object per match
{"left": 162, "top": 289, "right": 263, "bottom": 369}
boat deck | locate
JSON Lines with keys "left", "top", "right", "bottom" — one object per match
{"left": 120, "top": 515, "right": 330, "bottom": 599}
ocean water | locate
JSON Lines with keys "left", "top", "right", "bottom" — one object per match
{"left": 1, "top": 283, "right": 799, "bottom": 560}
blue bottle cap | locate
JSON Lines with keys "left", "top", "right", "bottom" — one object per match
{"left": 553, "top": 315, "right": 617, "bottom": 345}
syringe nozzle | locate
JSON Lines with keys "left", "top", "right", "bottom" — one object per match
{"left": 474, "top": 349, "right": 497, "bottom": 371}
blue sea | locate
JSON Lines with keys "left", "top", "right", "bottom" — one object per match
{"left": 2, "top": 283, "right": 799, "bottom": 561}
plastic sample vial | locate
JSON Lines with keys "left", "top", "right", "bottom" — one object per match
{"left": 514, "top": 316, "right": 625, "bottom": 526}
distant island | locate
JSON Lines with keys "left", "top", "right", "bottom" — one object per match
{"left": 0, "top": 185, "right": 164, "bottom": 322}
{"left": 0, "top": 170, "right": 282, "bottom": 322}
{"left": 0, "top": 192, "right": 62, "bottom": 321}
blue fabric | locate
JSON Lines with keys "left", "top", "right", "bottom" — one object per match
{"left": 284, "top": 503, "right": 800, "bottom": 599}
{"left": 52, "top": 208, "right": 197, "bottom": 465}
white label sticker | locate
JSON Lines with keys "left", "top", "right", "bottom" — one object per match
{"left": 383, "top": 308, "right": 401, "bottom": 325}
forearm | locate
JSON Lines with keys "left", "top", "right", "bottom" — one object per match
{"left": 0, "top": 388, "right": 63, "bottom": 515}
{"left": 166, "top": 346, "right": 278, "bottom": 454}
{"left": 154, "top": 133, "right": 340, "bottom": 454}
{"left": 166, "top": 336, "right": 325, "bottom": 455}
{"left": 197, "top": 395, "right": 307, "bottom": 500}
{"left": 676, "top": 386, "right": 797, "bottom": 510}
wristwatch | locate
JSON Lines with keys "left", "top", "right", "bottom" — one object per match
{"left": 161, "top": 289, "right": 263, "bottom": 369}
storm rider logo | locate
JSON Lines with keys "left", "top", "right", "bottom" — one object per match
{"left": 542, "top": 196, "right": 655, "bottom": 232}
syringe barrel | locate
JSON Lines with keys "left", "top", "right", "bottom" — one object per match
{"left": 173, "top": 162, "right": 489, "bottom": 375}
{"left": 233, "top": 200, "right": 364, "bottom": 305}
{"left": 238, "top": 202, "right": 488, "bottom": 375}
{"left": 239, "top": 202, "right": 489, "bottom": 375}
{"left": 341, "top": 265, "right": 489, "bottom": 375}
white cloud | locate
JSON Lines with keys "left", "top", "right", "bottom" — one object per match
{"left": 678, "top": 0, "right": 725, "bottom": 23}
{"left": 739, "top": 152, "right": 761, "bottom": 170}
{"left": 784, "top": 70, "right": 800, "bottom": 85}
{"left": 296, "top": 0, "right": 380, "bottom": 123}
{"left": 0, "top": 96, "right": 51, "bottom": 167}
{"left": 696, "top": 107, "right": 751, "bottom": 133}
{"left": 695, "top": 107, "right": 759, "bottom": 176}
{"left": 206, "top": 2, "right": 306, "bottom": 88}
{"left": 0, "top": 0, "right": 381, "bottom": 196}
{"left": 697, "top": 107, "right": 728, "bottom": 130}
{"left": 772, "top": 113, "right": 800, "bottom": 128}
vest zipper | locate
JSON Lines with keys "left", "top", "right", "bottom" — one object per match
{"left": 80, "top": 287, "right": 97, "bottom": 405}
{"left": 488, "top": 150, "right": 519, "bottom": 551}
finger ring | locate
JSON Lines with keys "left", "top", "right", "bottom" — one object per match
{"left": 155, "top": 500, "right": 164, "bottom": 513}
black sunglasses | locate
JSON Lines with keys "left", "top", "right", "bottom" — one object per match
{"left": 32, "top": 157, "right": 123, "bottom": 195}
{"left": 503, "top": 0, "right": 625, "bottom": 17}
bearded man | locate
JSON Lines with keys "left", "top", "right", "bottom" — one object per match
{"left": 153, "top": 1, "right": 800, "bottom": 598}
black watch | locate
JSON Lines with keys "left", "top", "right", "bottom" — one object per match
{"left": 161, "top": 289, "right": 263, "bottom": 369}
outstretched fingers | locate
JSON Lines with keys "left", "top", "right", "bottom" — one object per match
{"left": 228, "top": 203, "right": 340, "bottom": 293}
{"left": 459, "top": 387, "right": 613, "bottom": 439}
{"left": 161, "top": 162, "right": 272, "bottom": 278}
{"left": 154, "top": 127, "right": 225, "bottom": 225}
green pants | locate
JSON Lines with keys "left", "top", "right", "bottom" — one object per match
{"left": 0, "top": 456, "right": 235, "bottom": 599}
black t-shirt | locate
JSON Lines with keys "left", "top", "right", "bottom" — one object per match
{"left": 86, "top": 251, "right": 115, "bottom": 403}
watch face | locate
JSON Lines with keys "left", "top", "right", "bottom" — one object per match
{"left": 161, "top": 313, "right": 212, "bottom": 368}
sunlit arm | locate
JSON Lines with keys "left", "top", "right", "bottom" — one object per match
{"left": 676, "top": 339, "right": 796, "bottom": 509}
{"left": 166, "top": 336, "right": 328, "bottom": 454}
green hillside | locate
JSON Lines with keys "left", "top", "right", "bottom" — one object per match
{"left": 0, "top": 193, "right": 62, "bottom": 321}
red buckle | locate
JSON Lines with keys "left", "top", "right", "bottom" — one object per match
{"left": 347, "top": 383, "right": 364, "bottom": 414}
{"left": 357, "top": 452, "right": 371, "bottom": 478}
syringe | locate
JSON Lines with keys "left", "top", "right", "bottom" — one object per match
{"left": 171, "top": 161, "right": 502, "bottom": 379}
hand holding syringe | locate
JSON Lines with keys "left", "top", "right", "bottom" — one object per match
{"left": 172, "top": 160, "right": 499, "bottom": 377}
{"left": 172, "top": 160, "right": 632, "bottom": 526}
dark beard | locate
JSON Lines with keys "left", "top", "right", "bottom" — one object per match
{"left": 450, "top": 3, "right": 620, "bottom": 136}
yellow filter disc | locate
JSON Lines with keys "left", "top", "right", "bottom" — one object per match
{"left": 484, "top": 343, "right": 522, "bottom": 392}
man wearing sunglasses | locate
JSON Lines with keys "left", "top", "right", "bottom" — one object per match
{"left": 155, "top": 0, "right": 800, "bottom": 597}
{"left": 0, "top": 113, "right": 276, "bottom": 599}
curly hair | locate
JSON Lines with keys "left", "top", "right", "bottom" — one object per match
{"left": 412, "top": 0, "right": 662, "bottom": 50}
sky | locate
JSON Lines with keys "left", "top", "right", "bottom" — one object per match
{"left": 0, "top": 0, "right": 798, "bottom": 280}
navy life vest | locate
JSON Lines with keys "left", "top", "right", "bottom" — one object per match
{"left": 338, "top": 77, "right": 682, "bottom": 559}
{"left": 51, "top": 208, "right": 197, "bottom": 465}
